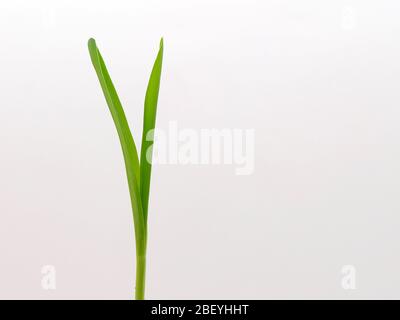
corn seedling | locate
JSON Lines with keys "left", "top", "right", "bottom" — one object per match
{"left": 88, "top": 38, "right": 163, "bottom": 300}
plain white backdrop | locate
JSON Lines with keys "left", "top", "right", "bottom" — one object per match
{"left": 1, "top": 0, "right": 400, "bottom": 299}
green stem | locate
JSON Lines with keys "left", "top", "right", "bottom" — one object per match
{"left": 135, "top": 253, "right": 146, "bottom": 299}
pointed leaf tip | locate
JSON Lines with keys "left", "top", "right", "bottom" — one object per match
{"left": 88, "top": 38, "right": 96, "bottom": 48}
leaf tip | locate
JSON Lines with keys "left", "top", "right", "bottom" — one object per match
{"left": 88, "top": 38, "right": 96, "bottom": 49}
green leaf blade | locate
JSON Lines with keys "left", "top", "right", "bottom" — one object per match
{"left": 88, "top": 38, "right": 146, "bottom": 253}
{"left": 140, "top": 38, "right": 164, "bottom": 223}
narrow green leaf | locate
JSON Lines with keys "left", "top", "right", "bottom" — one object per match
{"left": 88, "top": 38, "right": 146, "bottom": 254}
{"left": 140, "top": 38, "right": 164, "bottom": 223}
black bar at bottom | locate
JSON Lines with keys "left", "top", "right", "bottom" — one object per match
{"left": 0, "top": 300, "right": 394, "bottom": 318}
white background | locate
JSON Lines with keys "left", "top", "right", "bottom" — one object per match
{"left": 1, "top": 0, "right": 400, "bottom": 299}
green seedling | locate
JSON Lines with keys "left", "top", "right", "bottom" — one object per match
{"left": 88, "top": 38, "right": 163, "bottom": 300}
